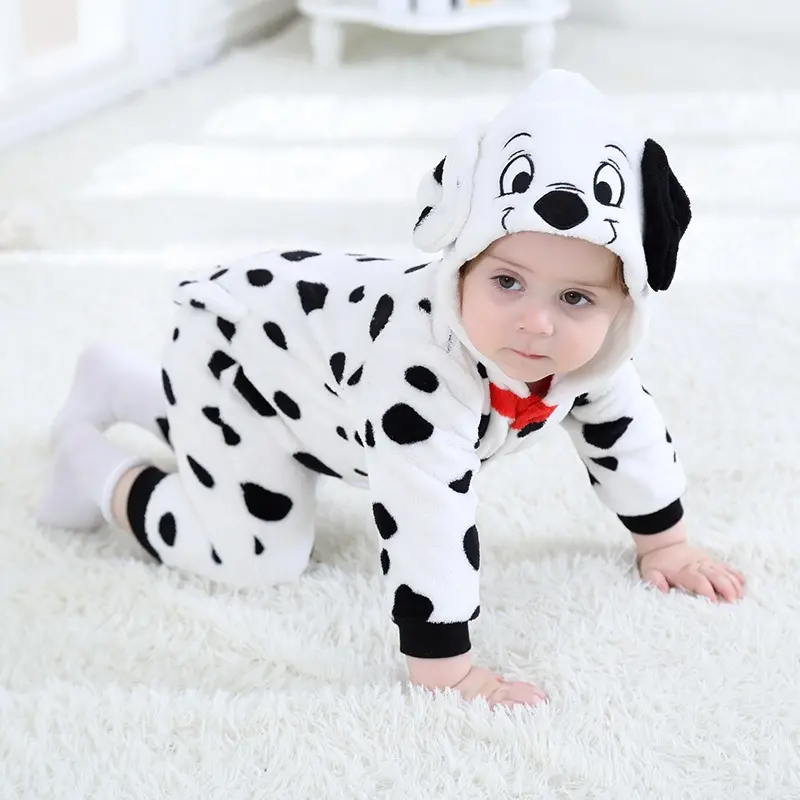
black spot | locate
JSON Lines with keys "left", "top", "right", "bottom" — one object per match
{"left": 211, "top": 548, "right": 222, "bottom": 565}
{"left": 591, "top": 456, "right": 619, "bottom": 471}
{"left": 369, "top": 294, "right": 394, "bottom": 341}
{"left": 449, "top": 471, "right": 473, "bottom": 494}
{"left": 234, "top": 367, "right": 276, "bottom": 416}
{"left": 415, "top": 206, "right": 433, "bottom": 229}
{"left": 477, "top": 413, "right": 490, "bottom": 440}
{"left": 292, "top": 452, "right": 342, "bottom": 479}
{"left": 208, "top": 350, "right": 236, "bottom": 379}
{"left": 336, "top": 426, "right": 348, "bottom": 441}
{"left": 349, "top": 286, "right": 365, "bottom": 303}
{"left": 469, "top": 605, "right": 480, "bottom": 621}
{"left": 372, "top": 502, "right": 398, "bottom": 540}
{"left": 418, "top": 298, "right": 431, "bottom": 314}
{"left": 572, "top": 393, "right": 590, "bottom": 408}
{"left": 242, "top": 482, "right": 293, "bottom": 521}
{"left": 217, "top": 317, "right": 236, "bottom": 341}
{"left": 254, "top": 537, "right": 264, "bottom": 555}
{"left": 642, "top": 386, "right": 652, "bottom": 396}
{"left": 666, "top": 429, "right": 672, "bottom": 443}
{"left": 263, "top": 322, "right": 287, "bottom": 350}
{"left": 203, "top": 406, "right": 221, "bottom": 424}
{"left": 346, "top": 365, "right": 364, "bottom": 387}
{"left": 380, "top": 549, "right": 390, "bottom": 575}
{"left": 354, "top": 469, "right": 368, "bottom": 477}
{"left": 392, "top": 585, "right": 433, "bottom": 621}
{"left": 405, "top": 366, "right": 439, "bottom": 393}
{"left": 210, "top": 268, "right": 228, "bottom": 280}
{"left": 202, "top": 406, "right": 241, "bottom": 446}
{"left": 583, "top": 417, "right": 633, "bottom": 449}
{"left": 364, "top": 420, "right": 375, "bottom": 447}
{"left": 354, "top": 431, "right": 364, "bottom": 447}
{"left": 476, "top": 362, "right": 488, "bottom": 380}
{"left": 518, "top": 421, "right": 545, "bottom": 438}
{"left": 155, "top": 416, "right": 171, "bottom": 446}
{"left": 178, "top": 280, "right": 195, "bottom": 287}
{"left": 587, "top": 466, "right": 600, "bottom": 486}
{"left": 187, "top": 455, "right": 215, "bottom": 488}
{"left": 404, "top": 263, "right": 428, "bottom": 274}
{"left": 297, "top": 281, "right": 328, "bottom": 314}
{"left": 330, "top": 352, "right": 346, "bottom": 384}
{"left": 189, "top": 299, "right": 206, "bottom": 310}
{"left": 432, "top": 157, "right": 445, "bottom": 184}
{"left": 356, "top": 256, "right": 390, "bottom": 262}
{"left": 162, "top": 370, "right": 176, "bottom": 405}
{"left": 382, "top": 404, "right": 434, "bottom": 445}
{"left": 281, "top": 250, "right": 320, "bottom": 261}
{"left": 274, "top": 391, "right": 301, "bottom": 420}
{"left": 463, "top": 525, "right": 480, "bottom": 570}
{"left": 159, "top": 513, "right": 176, "bottom": 547}
{"left": 324, "top": 384, "right": 338, "bottom": 397}
{"left": 172, "top": 328, "right": 180, "bottom": 341}
{"left": 247, "top": 269, "right": 273, "bottom": 287}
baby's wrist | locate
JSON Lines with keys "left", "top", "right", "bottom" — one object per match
{"left": 406, "top": 652, "right": 472, "bottom": 690}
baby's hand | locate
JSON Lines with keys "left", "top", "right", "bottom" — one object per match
{"left": 407, "top": 654, "right": 547, "bottom": 709}
{"left": 638, "top": 543, "right": 746, "bottom": 603}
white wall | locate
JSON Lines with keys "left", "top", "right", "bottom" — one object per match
{"left": 569, "top": 0, "right": 800, "bottom": 43}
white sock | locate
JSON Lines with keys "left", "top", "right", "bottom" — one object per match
{"left": 37, "top": 424, "right": 149, "bottom": 530}
{"left": 50, "top": 342, "right": 168, "bottom": 450}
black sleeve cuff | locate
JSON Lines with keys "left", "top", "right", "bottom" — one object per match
{"left": 396, "top": 620, "right": 472, "bottom": 659}
{"left": 618, "top": 498, "right": 684, "bottom": 535}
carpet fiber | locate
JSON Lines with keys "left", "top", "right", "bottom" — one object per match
{"left": 1, "top": 19, "right": 800, "bottom": 800}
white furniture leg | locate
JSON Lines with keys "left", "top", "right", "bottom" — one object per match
{"left": 309, "top": 17, "right": 344, "bottom": 68}
{"left": 522, "top": 20, "right": 556, "bottom": 74}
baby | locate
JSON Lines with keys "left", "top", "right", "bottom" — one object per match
{"left": 37, "top": 70, "right": 745, "bottom": 709}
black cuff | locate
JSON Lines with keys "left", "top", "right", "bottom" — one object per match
{"left": 396, "top": 620, "right": 471, "bottom": 659}
{"left": 618, "top": 499, "right": 684, "bottom": 535}
{"left": 127, "top": 465, "right": 168, "bottom": 562}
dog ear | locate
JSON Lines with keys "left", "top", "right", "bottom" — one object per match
{"left": 412, "top": 125, "right": 482, "bottom": 252}
{"left": 640, "top": 138, "right": 692, "bottom": 291}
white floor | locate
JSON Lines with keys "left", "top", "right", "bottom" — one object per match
{"left": 2, "top": 18, "right": 800, "bottom": 799}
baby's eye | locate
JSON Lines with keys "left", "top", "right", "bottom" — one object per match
{"left": 494, "top": 275, "right": 522, "bottom": 292}
{"left": 562, "top": 291, "right": 592, "bottom": 307}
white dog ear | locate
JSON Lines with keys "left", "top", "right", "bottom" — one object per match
{"left": 412, "top": 124, "right": 483, "bottom": 252}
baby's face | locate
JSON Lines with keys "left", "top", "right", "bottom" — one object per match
{"left": 459, "top": 231, "right": 628, "bottom": 386}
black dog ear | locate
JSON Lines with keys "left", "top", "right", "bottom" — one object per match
{"left": 641, "top": 138, "right": 692, "bottom": 291}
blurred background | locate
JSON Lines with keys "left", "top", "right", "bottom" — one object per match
{"left": 0, "top": 0, "right": 799, "bottom": 269}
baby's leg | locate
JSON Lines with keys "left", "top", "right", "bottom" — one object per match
{"left": 49, "top": 342, "right": 171, "bottom": 449}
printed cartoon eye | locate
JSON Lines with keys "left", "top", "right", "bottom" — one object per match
{"left": 499, "top": 154, "right": 534, "bottom": 196}
{"left": 594, "top": 162, "right": 624, "bottom": 207}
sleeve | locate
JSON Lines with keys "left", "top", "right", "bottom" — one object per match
{"left": 358, "top": 345, "right": 484, "bottom": 659}
{"left": 559, "top": 360, "right": 686, "bottom": 535}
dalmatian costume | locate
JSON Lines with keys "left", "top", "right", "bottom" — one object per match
{"left": 129, "top": 70, "right": 692, "bottom": 659}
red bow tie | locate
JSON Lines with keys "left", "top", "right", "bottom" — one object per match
{"left": 489, "top": 381, "right": 557, "bottom": 431}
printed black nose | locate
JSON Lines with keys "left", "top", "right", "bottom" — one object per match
{"left": 533, "top": 191, "right": 589, "bottom": 230}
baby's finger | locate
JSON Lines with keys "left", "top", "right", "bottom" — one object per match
{"left": 720, "top": 566, "right": 746, "bottom": 597}
{"left": 492, "top": 681, "right": 547, "bottom": 709}
{"left": 702, "top": 564, "right": 739, "bottom": 602}
{"left": 642, "top": 568, "right": 670, "bottom": 593}
{"left": 678, "top": 571, "right": 718, "bottom": 603}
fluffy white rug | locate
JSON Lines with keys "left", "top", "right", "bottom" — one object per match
{"left": 2, "top": 18, "right": 800, "bottom": 799}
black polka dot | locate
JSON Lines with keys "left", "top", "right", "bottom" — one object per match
{"left": 587, "top": 468, "right": 600, "bottom": 486}
{"left": 463, "top": 525, "right": 480, "bottom": 570}
{"left": 405, "top": 366, "right": 439, "bottom": 393}
{"left": 178, "top": 280, "right": 195, "bottom": 287}
{"left": 433, "top": 158, "right": 445, "bottom": 184}
{"left": 364, "top": 420, "right": 375, "bottom": 447}
{"left": 187, "top": 455, "right": 215, "bottom": 488}
{"left": 518, "top": 421, "right": 545, "bottom": 438}
{"left": 336, "top": 426, "right": 348, "bottom": 440}
{"left": 349, "top": 286, "right": 365, "bottom": 303}
{"left": 477, "top": 413, "right": 490, "bottom": 441}
{"left": 209, "top": 268, "right": 228, "bottom": 280}
{"left": 247, "top": 269, "right": 273, "bottom": 287}
{"left": 404, "top": 263, "right": 428, "bottom": 274}
{"left": 346, "top": 365, "right": 364, "bottom": 387}
{"left": 211, "top": 548, "right": 222, "bottom": 565}
{"left": 202, "top": 406, "right": 241, "bottom": 446}
{"left": 274, "top": 391, "right": 301, "bottom": 420}
{"left": 159, "top": 513, "right": 176, "bottom": 546}
{"left": 591, "top": 456, "right": 619, "bottom": 471}
{"left": 162, "top": 370, "right": 176, "bottom": 405}
{"left": 372, "top": 502, "right": 398, "bottom": 540}
{"left": 281, "top": 250, "right": 320, "bottom": 261}
{"left": 356, "top": 256, "right": 389, "bottom": 262}
{"left": 369, "top": 294, "right": 394, "bottom": 341}
{"left": 392, "top": 584, "right": 433, "bottom": 621}
{"left": 448, "top": 471, "right": 473, "bottom": 494}
{"left": 469, "top": 605, "right": 480, "bottom": 621}
{"left": 665, "top": 429, "right": 672, "bottom": 443}
{"left": 172, "top": 328, "right": 180, "bottom": 341}
{"left": 297, "top": 280, "right": 329, "bottom": 314}
{"left": 382, "top": 404, "right": 433, "bottom": 445}
{"left": 354, "top": 431, "right": 364, "bottom": 447}
{"left": 572, "top": 393, "right": 590, "bottom": 408}
{"left": 330, "top": 352, "right": 346, "bottom": 384}
{"left": 263, "top": 322, "right": 287, "bottom": 350}
{"left": 208, "top": 350, "right": 236, "bottom": 379}
{"left": 324, "top": 384, "right": 338, "bottom": 397}
{"left": 415, "top": 206, "right": 433, "bottom": 229}
{"left": 234, "top": 367, "right": 276, "bottom": 417}
{"left": 418, "top": 298, "right": 431, "bottom": 313}
{"left": 217, "top": 317, "right": 236, "bottom": 341}
{"left": 254, "top": 537, "right": 264, "bottom": 555}
{"left": 190, "top": 299, "right": 206, "bottom": 310}
{"left": 292, "top": 452, "right": 342, "bottom": 479}
{"left": 155, "top": 416, "right": 171, "bottom": 446}
{"left": 354, "top": 469, "right": 368, "bottom": 477}
{"left": 583, "top": 417, "right": 633, "bottom": 449}
{"left": 476, "top": 362, "right": 488, "bottom": 380}
{"left": 380, "top": 549, "right": 390, "bottom": 575}
{"left": 242, "top": 482, "right": 293, "bottom": 521}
